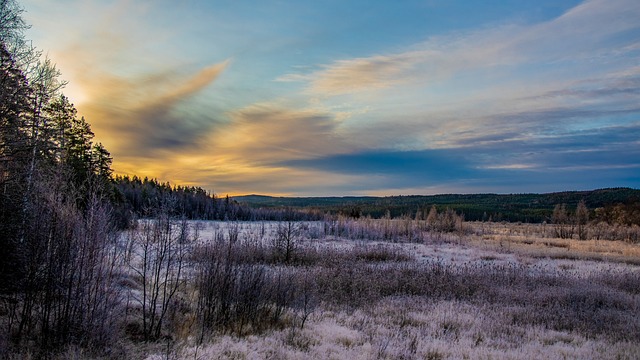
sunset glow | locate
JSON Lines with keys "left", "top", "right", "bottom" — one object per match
{"left": 22, "top": 0, "right": 640, "bottom": 195}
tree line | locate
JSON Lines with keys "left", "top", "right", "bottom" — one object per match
{"left": 236, "top": 188, "right": 640, "bottom": 225}
{"left": 113, "top": 175, "right": 322, "bottom": 225}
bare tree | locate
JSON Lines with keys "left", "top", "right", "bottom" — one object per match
{"left": 575, "top": 200, "right": 589, "bottom": 240}
{"left": 6, "top": 172, "right": 121, "bottom": 352}
{"left": 273, "top": 220, "right": 301, "bottom": 263}
{"left": 552, "top": 203, "right": 574, "bottom": 239}
{"left": 129, "top": 208, "right": 188, "bottom": 341}
{"left": 293, "top": 269, "right": 316, "bottom": 330}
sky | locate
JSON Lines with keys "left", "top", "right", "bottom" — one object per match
{"left": 20, "top": 0, "right": 640, "bottom": 196}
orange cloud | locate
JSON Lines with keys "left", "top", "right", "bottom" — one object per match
{"left": 73, "top": 61, "right": 228, "bottom": 155}
{"left": 214, "top": 103, "right": 350, "bottom": 162}
{"left": 107, "top": 102, "right": 360, "bottom": 195}
{"left": 153, "top": 62, "right": 229, "bottom": 108}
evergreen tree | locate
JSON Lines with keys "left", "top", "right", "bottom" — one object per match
{"left": 0, "top": 40, "right": 31, "bottom": 292}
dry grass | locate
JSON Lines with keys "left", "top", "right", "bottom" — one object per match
{"left": 159, "top": 298, "right": 640, "bottom": 360}
{"left": 467, "top": 222, "right": 640, "bottom": 265}
{"left": 126, "top": 220, "right": 640, "bottom": 359}
{"left": 14, "top": 219, "right": 637, "bottom": 359}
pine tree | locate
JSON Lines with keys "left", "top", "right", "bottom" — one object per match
{"left": 0, "top": 41, "right": 31, "bottom": 292}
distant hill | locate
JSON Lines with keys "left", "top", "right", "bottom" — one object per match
{"left": 233, "top": 188, "right": 640, "bottom": 223}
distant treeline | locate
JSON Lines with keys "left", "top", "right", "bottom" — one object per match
{"left": 112, "top": 176, "right": 321, "bottom": 226}
{"left": 234, "top": 188, "right": 640, "bottom": 225}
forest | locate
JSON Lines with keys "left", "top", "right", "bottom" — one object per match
{"left": 1, "top": 1, "right": 640, "bottom": 359}
{"left": 235, "top": 188, "right": 640, "bottom": 223}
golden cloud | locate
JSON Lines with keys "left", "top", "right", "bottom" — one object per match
{"left": 212, "top": 103, "right": 350, "bottom": 162}
{"left": 308, "top": 53, "right": 422, "bottom": 95}
{"left": 106, "top": 101, "right": 357, "bottom": 195}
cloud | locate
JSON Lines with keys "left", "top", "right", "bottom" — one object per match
{"left": 182, "top": 164, "right": 366, "bottom": 196}
{"left": 211, "top": 103, "right": 350, "bottom": 162}
{"left": 109, "top": 103, "right": 357, "bottom": 196}
{"left": 306, "top": 52, "right": 426, "bottom": 95}
{"left": 284, "top": 0, "right": 640, "bottom": 98}
{"left": 77, "top": 61, "right": 228, "bottom": 154}
{"left": 281, "top": 149, "right": 471, "bottom": 178}
{"left": 153, "top": 62, "right": 229, "bottom": 108}
{"left": 274, "top": 121, "right": 640, "bottom": 194}
{"left": 466, "top": 123, "right": 640, "bottom": 178}
{"left": 29, "top": 1, "right": 231, "bottom": 157}
{"left": 124, "top": 62, "right": 228, "bottom": 151}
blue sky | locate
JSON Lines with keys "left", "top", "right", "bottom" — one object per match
{"left": 21, "top": 0, "right": 640, "bottom": 195}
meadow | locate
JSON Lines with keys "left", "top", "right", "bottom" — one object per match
{"left": 99, "top": 218, "right": 640, "bottom": 360}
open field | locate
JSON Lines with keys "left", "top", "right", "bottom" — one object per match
{"left": 3, "top": 219, "right": 639, "bottom": 359}
{"left": 112, "top": 219, "right": 640, "bottom": 360}
{"left": 466, "top": 222, "right": 640, "bottom": 266}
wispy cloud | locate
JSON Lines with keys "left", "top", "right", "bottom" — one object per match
{"left": 28, "top": 1, "right": 230, "bottom": 156}
{"left": 280, "top": 149, "right": 475, "bottom": 188}
{"left": 285, "top": 0, "right": 640, "bottom": 100}
{"left": 307, "top": 52, "right": 426, "bottom": 95}
{"left": 77, "top": 61, "right": 228, "bottom": 154}
{"left": 109, "top": 102, "right": 356, "bottom": 195}
{"left": 213, "top": 103, "right": 350, "bottom": 162}
{"left": 153, "top": 62, "right": 229, "bottom": 108}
